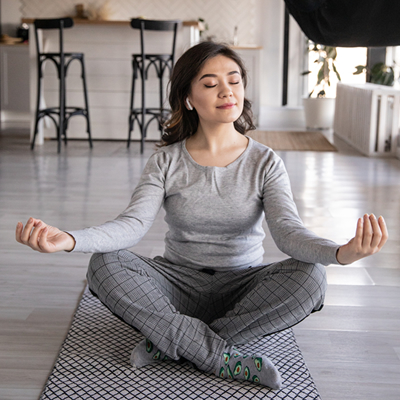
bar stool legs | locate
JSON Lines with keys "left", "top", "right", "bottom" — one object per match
{"left": 31, "top": 18, "right": 92, "bottom": 153}
{"left": 80, "top": 56, "right": 93, "bottom": 149}
{"left": 127, "top": 19, "right": 181, "bottom": 153}
{"left": 31, "top": 56, "right": 92, "bottom": 153}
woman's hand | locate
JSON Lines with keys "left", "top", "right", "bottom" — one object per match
{"left": 336, "top": 214, "right": 388, "bottom": 265}
{"left": 15, "top": 217, "right": 75, "bottom": 253}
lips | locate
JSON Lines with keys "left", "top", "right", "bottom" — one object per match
{"left": 217, "top": 103, "right": 236, "bottom": 109}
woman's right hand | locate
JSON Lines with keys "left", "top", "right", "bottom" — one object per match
{"left": 15, "top": 217, "right": 76, "bottom": 253}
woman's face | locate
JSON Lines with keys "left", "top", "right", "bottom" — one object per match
{"left": 188, "top": 55, "right": 245, "bottom": 127}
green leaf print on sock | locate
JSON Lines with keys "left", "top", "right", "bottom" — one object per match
{"left": 145, "top": 339, "right": 153, "bottom": 353}
{"left": 153, "top": 350, "right": 161, "bottom": 360}
{"left": 233, "top": 361, "right": 242, "bottom": 376}
{"left": 224, "top": 353, "right": 230, "bottom": 364}
{"left": 254, "top": 357, "right": 263, "bottom": 371}
{"left": 216, "top": 348, "right": 282, "bottom": 389}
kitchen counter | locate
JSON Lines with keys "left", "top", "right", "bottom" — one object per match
{"left": 24, "top": 18, "right": 260, "bottom": 143}
{"left": 22, "top": 18, "right": 204, "bottom": 28}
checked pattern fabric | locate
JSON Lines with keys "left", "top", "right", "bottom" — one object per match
{"left": 39, "top": 287, "right": 321, "bottom": 400}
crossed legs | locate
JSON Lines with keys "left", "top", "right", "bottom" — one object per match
{"left": 86, "top": 250, "right": 327, "bottom": 386}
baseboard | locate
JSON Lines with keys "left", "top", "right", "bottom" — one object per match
{"left": 0, "top": 111, "right": 30, "bottom": 129}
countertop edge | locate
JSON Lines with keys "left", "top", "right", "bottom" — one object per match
{"left": 22, "top": 18, "right": 203, "bottom": 28}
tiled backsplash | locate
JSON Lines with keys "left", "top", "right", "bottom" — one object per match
{"left": 20, "top": 0, "right": 257, "bottom": 45}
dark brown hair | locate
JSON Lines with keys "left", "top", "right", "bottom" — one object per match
{"left": 160, "top": 41, "right": 256, "bottom": 146}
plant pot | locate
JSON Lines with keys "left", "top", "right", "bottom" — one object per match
{"left": 302, "top": 97, "right": 336, "bottom": 129}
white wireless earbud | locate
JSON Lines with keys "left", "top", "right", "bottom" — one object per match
{"left": 186, "top": 98, "right": 193, "bottom": 111}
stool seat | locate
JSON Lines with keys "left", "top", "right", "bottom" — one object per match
{"left": 128, "top": 18, "right": 181, "bottom": 153}
{"left": 31, "top": 18, "right": 92, "bottom": 153}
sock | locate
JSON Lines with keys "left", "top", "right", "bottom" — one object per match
{"left": 130, "top": 338, "right": 171, "bottom": 368}
{"left": 215, "top": 347, "right": 282, "bottom": 390}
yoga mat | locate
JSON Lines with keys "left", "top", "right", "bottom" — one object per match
{"left": 39, "top": 287, "right": 320, "bottom": 400}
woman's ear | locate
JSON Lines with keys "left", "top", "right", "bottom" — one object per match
{"left": 185, "top": 98, "right": 193, "bottom": 111}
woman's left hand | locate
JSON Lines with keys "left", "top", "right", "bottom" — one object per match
{"left": 336, "top": 214, "right": 388, "bottom": 265}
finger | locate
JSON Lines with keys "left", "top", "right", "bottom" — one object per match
{"left": 38, "top": 226, "right": 50, "bottom": 253}
{"left": 20, "top": 217, "right": 38, "bottom": 243}
{"left": 353, "top": 217, "right": 364, "bottom": 247}
{"left": 15, "top": 222, "right": 23, "bottom": 243}
{"left": 28, "top": 221, "right": 46, "bottom": 250}
{"left": 377, "top": 216, "right": 389, "bottom": 249}
{"left": 362, "top": 214, "right": 373, "bottom": 248}
{"left": 369, "top": 214, "right": 382, "bottom": 249}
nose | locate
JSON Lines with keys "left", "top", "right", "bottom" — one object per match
{"left": 219, "top": 82, "right": 233, "bottom": 98}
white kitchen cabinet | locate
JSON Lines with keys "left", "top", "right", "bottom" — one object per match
{"left": 0, "top": 43, "right": 30, "bottom": 125}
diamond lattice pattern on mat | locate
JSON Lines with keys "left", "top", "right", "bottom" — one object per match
{"left": 40, "top": 288, "right": 320, "bottom": 400}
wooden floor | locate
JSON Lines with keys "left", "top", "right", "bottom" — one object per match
{"left": 0, "top": 130, "right": 399, "bottom": 400}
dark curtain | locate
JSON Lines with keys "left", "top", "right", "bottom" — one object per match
{"left": 284, "top": 0, "right": 400, "bottom": 47}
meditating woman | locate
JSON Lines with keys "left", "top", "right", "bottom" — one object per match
{"left": 15, "top": 41, "right": 388, "bottom": 390}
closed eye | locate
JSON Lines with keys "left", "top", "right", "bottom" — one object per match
{"left": 204, "top": 82, "right": 240, "bottom": 88}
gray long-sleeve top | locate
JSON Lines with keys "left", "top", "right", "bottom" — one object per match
{"left": 68, "top": 137, "right": 341, "bottom": 270}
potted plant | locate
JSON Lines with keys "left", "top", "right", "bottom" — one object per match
{"left": 353, "top": 62, "right": 395, "bottom": 86}
{"left": 302, "top": 42, "right": 341, "bottom": 129}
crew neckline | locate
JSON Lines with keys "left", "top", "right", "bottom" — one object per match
{"left": 182, "top": 136, "right": 253, "bottom": 170}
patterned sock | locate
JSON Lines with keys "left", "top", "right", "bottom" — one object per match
{"left": 215, "top": 347, "right": 282, "bottom": 389}
{"left": 130, "top": 338, "right": 172, "bottom": 368}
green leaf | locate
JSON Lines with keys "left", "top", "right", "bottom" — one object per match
{"left": 370, "top": 63, "right": 395, "bottom": 86}
{"left": 326, "top": 46, "right": 337, "bottom": 59}
{"left": 317, "top": 66, "right": 325, "bottom": 85}
{"left": 371, "top": 62, "right": 385, "bottom": 75}
{"left": 353, "top": 65, "right": 366, "bottom": 75}
{"left": 333, "top": 64, "right": 341, "bottom": 81}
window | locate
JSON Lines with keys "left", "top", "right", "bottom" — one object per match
{"left": 307, "top": 45, "right": 367, "bottom": 98}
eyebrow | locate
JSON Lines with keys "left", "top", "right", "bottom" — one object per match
{"left": 199, "top": 71, "right": 241, "bottom": 81}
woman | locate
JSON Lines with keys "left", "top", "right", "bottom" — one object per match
{"left": 16, "top": 42, "right": 388, "bottom": 389}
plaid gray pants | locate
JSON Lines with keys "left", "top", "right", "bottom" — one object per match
{"left": 87, "top": 250, "right": 327, "bottom": 373}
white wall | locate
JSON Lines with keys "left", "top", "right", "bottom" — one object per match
{"left": 255, "top": 0, "right": 307, "bottom": 129}
{"left": 1, "top": 0, "right": 22, "bottom": 36}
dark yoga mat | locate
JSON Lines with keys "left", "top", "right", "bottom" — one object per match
{"left": 39, "top": 287, "right": 320, "bottom": 400}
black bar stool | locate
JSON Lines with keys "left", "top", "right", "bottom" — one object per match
{"left": 128, "top": 18, "right": 181, "bottom": 153}
{"left": 32, "top": 18, "right": 92, "bottom": 153}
